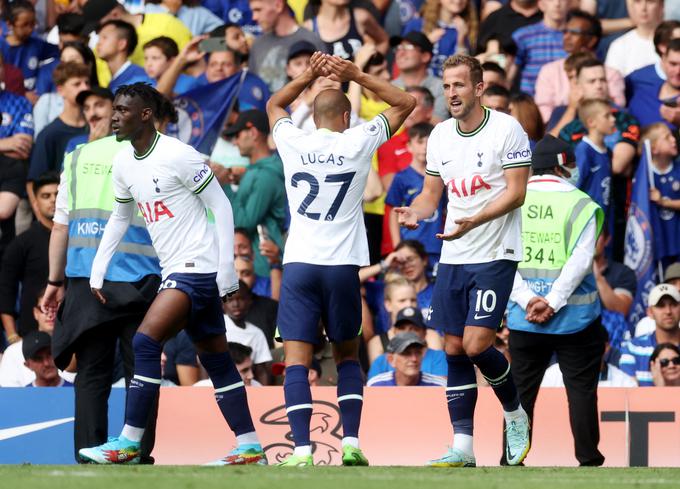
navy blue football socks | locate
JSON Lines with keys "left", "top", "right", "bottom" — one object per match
{"left": 124, "top": 333, "right": 163, "bottom": 432}
{"left": 284, "top": 365, "right": 313, "bottom": 448}
{"left": 469, "top": 346, "right": 520, "bottom": 412}
{"left": 199, "top": 351, "right": 256, "bottom": 437}
{"left": 336, "top": 360, "right": 363, "bottom": 440}
{"left": 445, "top": 354, "right": 478, "bottom": 437}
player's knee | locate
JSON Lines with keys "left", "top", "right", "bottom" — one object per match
{"left": 132, "top": 332, "right": 162, "bottom": 360}
{"left": 461, "top": 336, "right": 490, "bottom": 358}
{"left": 444, "top": 335, "right": 464, "bottom": 356}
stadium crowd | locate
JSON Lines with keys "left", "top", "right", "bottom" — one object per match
{"left": 0, "top": 0, "right": 679, "bottom": 399}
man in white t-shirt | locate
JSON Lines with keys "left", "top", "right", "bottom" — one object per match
{"left": 223, "top": 282, "right": 273, "bottom": 385}
{"left": 79, "top": 83, "right": 264, "bottom": 466}
{"left": 605, "top": 0, "right": 664, "bottom": 76}
{"left": 396, "top": 54, "right": 532, "bottom": 468}
{"left": 266, "top": 52, "right": 416, "bottom": 467}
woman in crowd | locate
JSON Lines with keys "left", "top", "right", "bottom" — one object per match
{"left": 651, "top": 343, "right": 680, "bottom": 387}
{"left": 304, "top": 0, "right": 388, "bottom": 60}
{"left": 510, "top": 92, "right": 545, "bottom": 150}
{"left": 402, "top": 0, "right": 478, "bottom": 77}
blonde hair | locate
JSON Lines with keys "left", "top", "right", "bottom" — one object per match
{"left": 577, "top": 98, "right": 611, "bottom": 127}
{"left": 641, "top": 122, "right": 670, "bottom": 146}
{"left": 421, "top": 0, "right": 478, "bottom": 51}
{"left": 384, "top": 275, "right": 415, "bottom": 301}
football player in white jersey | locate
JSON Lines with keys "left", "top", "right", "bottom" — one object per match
{"left": 396, "top": 55, "right": 533, "bottom": 467}
{"left": 79, "top": 83, "right": 266, "bottom": 466}
{"left": 266, "top": 52, "right": 416, "bottom": 467}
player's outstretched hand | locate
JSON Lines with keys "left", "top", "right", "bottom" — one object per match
{"left": 394, "top": 207, "right": 419, "bottom": 230}
{"left": 91, "top": 288, "right": 107, "bottom": 305}
{"left": 41, "top": 284, "right": 64, "bottom": 321}
{"left": 325, "top": 55, "right": 361, "bottom": 83}
{"left": 436, "top": 217, "right": 476, "bottom": 241}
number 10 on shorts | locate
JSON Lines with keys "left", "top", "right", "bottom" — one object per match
{"left": 475, "top": 289, "right": 497, "bottom": 313}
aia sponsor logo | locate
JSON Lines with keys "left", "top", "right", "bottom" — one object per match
{"left": 446, "top": 175, "right": 490, "bottom": 198}
{"left": 138, "top": 201, "right": 175, "bottom": 224}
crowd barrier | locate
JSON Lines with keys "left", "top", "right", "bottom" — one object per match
{"left": 1, "top": 387, "right": 678, "bottom": 466}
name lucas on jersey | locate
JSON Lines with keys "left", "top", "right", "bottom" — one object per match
{"left": 300, "top": 153, "right": 345, "bottom": 166}
{"left": 138, "top": 200, "right": 174, "bottom": 224}
{"left": 446, "top": 175, "right": 490, "bottom": 198}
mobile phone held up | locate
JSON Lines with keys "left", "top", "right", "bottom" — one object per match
{"left": 199, "top": 37, "right": 228, "bottom": 53}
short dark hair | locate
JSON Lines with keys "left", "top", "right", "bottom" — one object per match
{"left": 363, "top": 52, "right": 386, "bottom": 74}
{"left": 210, "top": 22, "right": 241, "bottom": 38}
{"left": 654, "top": 20, "right": 680, "bottom": 56}
{"left": 395, "top": 239, "right": 428, "bottom": 260}
{"left": 575, "top": 57, "right": 604, "bottom": 78}
{"left": 405, "top": 86, "right": 434, "bottom": 108}
{"left": 234, "top": 227, "right": 251, "bottom": 241}
{"left": 650, "top": 343, "right": 680, "bottom": 364}
{"left": 56, "top": 13, "right": 85, "bottom": 36}
{"left": 100, "top": 19, "right": 138, "bottom": 57}
{"left": 667, "top": 38, "right": 680, "bottom": 57}
{"left": 408, "top": 122, "right": 433, "bottom": 140}
{"left": 209, "top": 48, "right": 243, "bottom": 67}
{"left": 115, "top": 82, "right": 166, "bottom": 118}
{"left": 157, "top": 94, "right": 178, "bottom": 124}
{"left": 227, "top": 342, "right": 253, "bottom": 364}
{"left": 4, "top": 0, "right": 34, "bottom": 24}
{"left": 483, "top": 84, "right": 510, "bottom": 98}
{"left": 567, "top": 9, "right": 602, "bottom": 42}
{"left": 235, "top": 279, "right": 252, "bottom": 298}
{"left": 32, "top": 171, "right": 60, "bottom": 195}
{"left": 481, "top": 61, "right": 506, "bottom": 78}
{"left": 143, "top": 36, "right": 179, "bottom": 59}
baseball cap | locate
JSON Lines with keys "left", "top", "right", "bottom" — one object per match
{"left": 531, "top": 135, "right": 575, "bottom": 170}
{"left": 76, "top": 86, "right": 114, "bottom": 107}
{"left": 390, "top": 31, "right": 434, "bottom": 55}
{"left": 81, "top": 0, "right": 121, "bottom": 35}
{"left": 394, "top": 307, "right": 426, "bottom": 329}
{"left": 648, "top": 283, "right": 680, "bottom": 307}
{"left": 223, "top": 109, "right": 270, "bottom": 137}
{"left": 665, "top": 263, "right": 680, "bottom": 282}
{"left": 22, "top": 331, "right": 52, "bottom": 361}
{"left": 386, "top": 332, "right": 426, "bottom": 354}
{"left": 288, "top": 40, "right": 317, "bottom": 62}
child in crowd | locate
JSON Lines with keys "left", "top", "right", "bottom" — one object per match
{"left": 143, "top": 36, "right": 199, "bottom": 95}
{"left": 574, "top": 99, "right": 617, "bottom": 220}
{"left": 0, "top": 0, "right": 59, "bottom": 102}
{"left": 387, "top": 122, "right": 443, "bottom": 269}
{"left": 643, "top": 123, "right": 680, "bottom": 263}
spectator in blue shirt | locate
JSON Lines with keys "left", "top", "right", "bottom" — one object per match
{"left": 619, "top": 284, "right": 680, "bottom": 386}
{"left": 96, "top": 20, "right": 153, "bottom": 95}
{"left": 386, "top": 123, "right": 443, "bottom": 267}
{"left": 367, "top": 305, "right": 446, "bottom": 380}
{"left": 574, "top": 98, "right": 616, "bottom": 221}
{"left": 143, "top": 36, "right": 199, "bottom": 95}
{"left": 0, "top": 1, "right": 60, "bottom": 103}
{"left": 511, "top": 0, "right": 568, "bottom": 95}
{"left": 368, "top": 332, "right": 446, "bottom": 386}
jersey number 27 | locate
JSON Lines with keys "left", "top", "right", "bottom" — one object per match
{"left": 292, "top": 171, "right": 356, "bottom": 222}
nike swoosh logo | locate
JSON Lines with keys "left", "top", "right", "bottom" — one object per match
{"left": 0, "top": 417, "right": 75, "bottom": 441}
{"left": 407, "top": 188, "right": 418, "bottom": 195}
{"left": 590, "top": 166, "right": 601, "bottom": 173}
{"left": 442, "top": 160, "right": 453, "bottom": 166}
{"left": 474, "top": 313, "right": 491, "bottom": 320}
{"left": 395, "top": 148, "right": 408, "bottom": 156}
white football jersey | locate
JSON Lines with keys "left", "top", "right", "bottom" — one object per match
{"left": 426, "top": 107, "right": 531, "bottom": 264}
{"left": 272, "top": 115, "right": 390, "bottom": 266}
{"left": 112, "top": 132, "right": 219, "bottom": 277}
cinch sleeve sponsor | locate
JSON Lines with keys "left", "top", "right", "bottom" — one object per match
{"left": 501, "top": 120, "right": 532, "bottom": 169}
{"left": 176, "top": 144, "right": 215, "bottom": 194}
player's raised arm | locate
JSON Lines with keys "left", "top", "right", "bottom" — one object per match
{"left": 324, "top": 55, "right": 416, "bottom": 136}
{"left": 266, "top": 51, "right": 328, "bottom": 129}
{"left": 89, "top": 200, "right": 135, "bottom": 303}
{"left": 196, "top": 178, "right": 239, "bottom": 299}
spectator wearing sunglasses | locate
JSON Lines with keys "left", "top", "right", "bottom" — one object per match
{"left": 650, "top": 343, "right": 680, "bottom": 387}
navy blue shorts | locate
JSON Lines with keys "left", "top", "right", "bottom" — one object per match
{"left": 427, "top": 260, "right": 517, "bottom": 336}
{"left": 277, "top": 263, "right": 361, "bottom": 344}
{"left": 158, "top": 272, "right": 225, "bottom": 342}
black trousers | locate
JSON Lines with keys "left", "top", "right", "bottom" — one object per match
{"left": 73, "top": 317, "right": 158, "bottom": 463}
{"left": 508, "top": 319, "right": 607, "bottom": 466}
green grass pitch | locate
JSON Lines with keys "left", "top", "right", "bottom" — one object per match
{"left": 3, "top": 466, "right": 680, "bottom": 489}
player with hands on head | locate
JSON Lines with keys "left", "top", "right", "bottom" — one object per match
{"left": 266, "top": 51, "right": 415, "bottom": 467}
{"left": 79, "top": 82, "right": 265, "bottom": 466}
{"left": 396, "top": 54, "right": 532, "bottom": 468}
